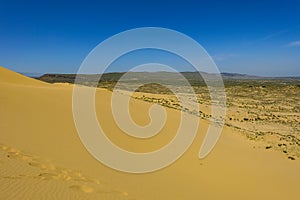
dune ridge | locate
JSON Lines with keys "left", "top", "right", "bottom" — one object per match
{"left": 0, "top": 67, "right": 49, "bottom": 86}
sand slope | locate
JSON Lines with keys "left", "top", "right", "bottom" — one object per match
{"left": 1, "top": 66, "right": 300, "bottom": 199}
{"left": 0, "top": 144, "right": 132, "bottom": 200}
{"left": 0, "top": 67, "right": 48, "bottom": 86}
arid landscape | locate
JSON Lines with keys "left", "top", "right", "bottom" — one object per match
{"left": 39, "top": 72, "right": 300, "bottom": 160}
{"left": 2, "top": 0, "right": 300, "bottom": 199}
{"left": 132, "top": 80, "right": 300, "bottom": 160}
{"left": 1, "top": 66, "right": 300, "bottom": 199}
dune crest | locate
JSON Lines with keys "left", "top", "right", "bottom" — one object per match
{"left": 0, "top": 66, "right": 48, "bottom": 86}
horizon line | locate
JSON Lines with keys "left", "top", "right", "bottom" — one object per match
{"left": 19, "top": 70, "right": 300, "bottom": 78}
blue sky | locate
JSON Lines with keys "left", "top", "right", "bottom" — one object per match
{"left": 0, "top": 0, "right": 299, "bottom": 76}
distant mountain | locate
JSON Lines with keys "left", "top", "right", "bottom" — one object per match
{"left": 36, "top": 71, "right": 300, "bottom": 86}
{"left": 220, "top": 72, "right": 262, "bottom": 79}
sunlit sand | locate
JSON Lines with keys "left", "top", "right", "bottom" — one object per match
{"left": 1, "top": 66, "right": 300, "bottom": 199}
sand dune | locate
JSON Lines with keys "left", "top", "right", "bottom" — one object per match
{"left": 1, "top": 66, "right": 300, "bottom": 199}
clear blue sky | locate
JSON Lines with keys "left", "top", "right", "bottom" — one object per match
{"left": 0, "top": 0, "right": 299, "bottom": 76}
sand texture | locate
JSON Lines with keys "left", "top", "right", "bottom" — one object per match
{"left": 1, "top": 66, "right": 300, "bottom": 199}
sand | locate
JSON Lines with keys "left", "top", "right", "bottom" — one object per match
{"left": 1, "top": 66, "right": 300, "bottom": 199}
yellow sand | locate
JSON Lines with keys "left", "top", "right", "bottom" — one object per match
{"left": 1, "top": 66, "right": 299, "bottom": 199}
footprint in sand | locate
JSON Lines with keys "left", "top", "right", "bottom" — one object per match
{"left": 38, "top": 172, "right": 58, "bottom": 180}
{"left": 121, "top": 191, "right": 129, "bottom": 196}
{"left": 28, "top": 161, "right": 56, "bottom": 171}
{"left": 69, "top": 184, "right": 94, "bottom": 193}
